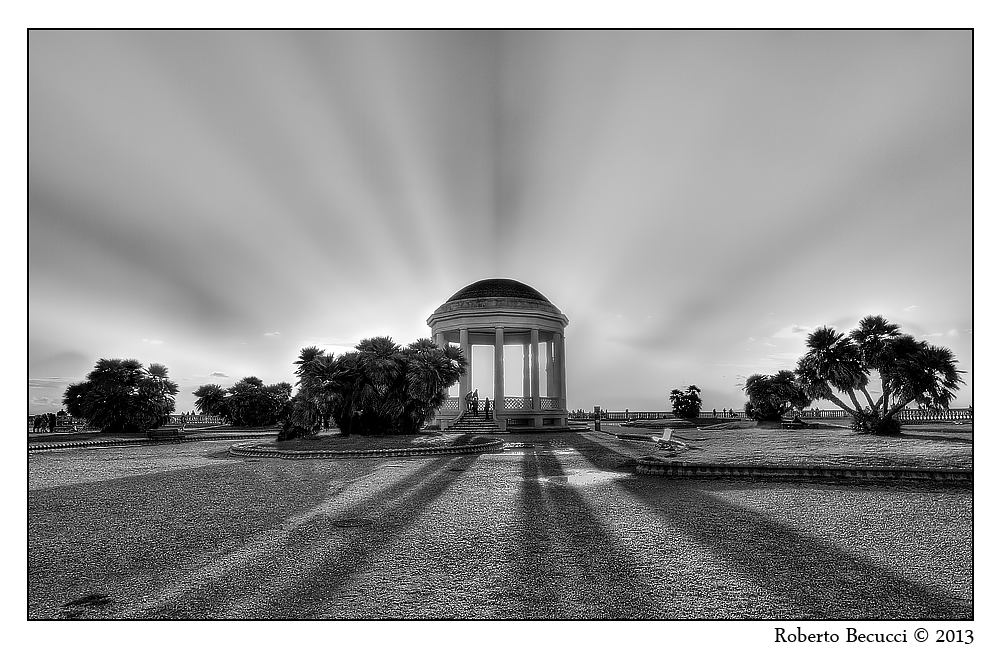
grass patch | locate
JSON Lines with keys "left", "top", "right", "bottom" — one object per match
{"left": 601, "top": 421, "right": 972, "bottom": 469}
{"left": 264, "top": 431, "right": 497, "bottom": 452}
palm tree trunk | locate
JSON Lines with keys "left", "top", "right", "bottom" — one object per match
{"left": 827, "top": 394, "right": 858, "bottom": 418}
{"left": 881, "top": 375, "right": 890, "bottom": 416}
{"left": 846, "top": 389, "right": 865, "bottom": 414}
{"left": 860, "top": 386, "right": 877, "bottom": 412}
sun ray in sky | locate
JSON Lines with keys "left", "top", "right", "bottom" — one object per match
{"left": 29, "top": 30, "right": 972, "bottom": 413}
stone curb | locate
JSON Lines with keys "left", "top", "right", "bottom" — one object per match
{"left": 28, "top": 433, "right": 276, "bottom": 453}
{"left": 29, "top": 438, "right": 185, "bottom": 452}
{"left": 229, "top": 438, "right": 505, "bottom": 459}
{"left": 635, "top": 458, "right": 972, "bottom": 483}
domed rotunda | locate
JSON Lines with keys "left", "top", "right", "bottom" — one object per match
{"left": 427, "top": 279, "right": 569, "bottom": 430}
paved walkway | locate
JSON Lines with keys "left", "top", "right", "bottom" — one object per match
{"left": 28, "top": 432, "right": 972, "bottom": 620}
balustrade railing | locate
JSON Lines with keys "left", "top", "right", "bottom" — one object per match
{"left": 577, "top": 408, "right": 973, "bottom": 422}
{"left": 27, "top": 413, "right": 228, "bottom": 430}
{"left": 540, "top": 397, "right": 559, "bottom": 410}
{"left": 504, "top": 396, "right": 528, "bottom": 410}
{"left": 165, "top": 414, "right": 226, "bottom": 426}
{"left": 441, "top": 397, "right": 459, "bottom": 412}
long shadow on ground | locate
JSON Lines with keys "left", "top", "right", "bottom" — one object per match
{"left": 136, "top": 455, "right": 468, "bottom": 618}
{"left": 29, "top": 456, "right": 428, "bottom": 619}
{"left": 497, "top": 448, "right": 659, "bottom": 618}
{"left": 566, "top": 433, "right": 972, "bottom": 619}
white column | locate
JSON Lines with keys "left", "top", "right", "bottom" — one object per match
{"left": 459, "top": 328, "right": 470, "bottom": 413}
{"left": 530, "top": 328, "right": 540, "bottom": 410}
{"left": 494, "top": 327, "right": 504, "bottom": 415}
{"left": 552, "top": 331, "right": 562, "bottom": 401}
{"left": 558, "top": 331, "right": 567, "bottom": 411}
{"left": 545, "top": 335, "right": 554, "bottom": 398}
{"left": 522, "top": 342, "right": 530, "bottom": 406}
{"left": 435, "top": 331, "right": 445, "bottom": 348}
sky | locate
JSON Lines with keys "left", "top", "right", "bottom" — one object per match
{"left": 28, "top": 30, "right": 973, "bottom": 415}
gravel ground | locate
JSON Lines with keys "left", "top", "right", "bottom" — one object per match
{"left": 28, "top": 432, "right": 972, "bottom": 620}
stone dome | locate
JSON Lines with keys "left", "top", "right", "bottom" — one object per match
{"left": 446, "top": 279, "right": 553, "bottom": 305}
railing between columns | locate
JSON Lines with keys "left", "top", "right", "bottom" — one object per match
{"left": 498, "top": 396, "right": 561, "bottom": 411}
{"left": 504, "top": 396, "right": 528, "bottom": 410}
{"left": 540, "top": 397, "right": 560, "bottom": 410}
{"left": 441, "top": 397, "right": 460, "bottom": 412}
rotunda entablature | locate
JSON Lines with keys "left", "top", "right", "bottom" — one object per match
{"left": 427, "top": 302, "right": 568, "bottom": 334}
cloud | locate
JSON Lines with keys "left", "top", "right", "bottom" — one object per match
{"left": 298, "top": 339, "right": 358, "bottom": 355}
{"left": 264, "top": 332, "right": 281, "bottom": 337}
{"left": 209, "top": 371, "right": 229, "bottom": 378}
{"left": 755, "top": 351, "right": 802, "bottom": 369}
{"left": 29, "top": 377, "right": 75, "bottom": 389}
{"left": 771, "top": 324, "right": 812, "bottom": 339}
{"left": 903, "top": 305, "right": 918, "bottom": 312}
{"left": 926, "top": 329, "right": 959, "bottom": 338}
{"left": 142, "top": 338, "right": 163, "bottom": 345}
{"left": 763, "top": 342, "right": 776, "bottom": 347}
{"left": 31, "top": 396, "right": 58, "bottom": 405}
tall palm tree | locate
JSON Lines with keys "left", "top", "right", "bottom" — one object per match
{"left": 850, "top": 315, "right": 900, "bottom": 413}
{"left": 795, "top": 327, "right": 868, "bottom": 415}
{"left": 796, "top": 318, "right": 964, "bottom": 434}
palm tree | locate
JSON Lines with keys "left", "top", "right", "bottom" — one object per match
{"left": 354, "top": 337, "right": 406, "bottom": 434}
{"left": 795, "top": 327, "right": 868, "bottom": 414}
{"left": 64, "top": 358, "right": 178, "bottom": 432}
{"left": 669, "top": 385, "right": 702, "bottom": 418}
{"left": 850, "top": 315, "right": 901, "bottom": 415}
{"left": 194, "top": 383, "right": 228, "bottom": 420}
{"left": 883, "top": 338, "right": 964, "bottom": 416}
{"left": 294, "top": 348, "right": 356, "bottom": 433}
{"left": 401, "top": 338, "right": 468, "bottom": 433}
{"left": 284, "top": 338, "right": 468, "bottom": 438}
{"left": 795, "top": 317, "right": 965, "bottom": 434}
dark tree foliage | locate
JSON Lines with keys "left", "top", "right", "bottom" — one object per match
{"left": 743, "top": 370, "right": 811, "bottom": 421}
{"left": 193, "top": 384, "right": 227, "bottom": 419}
{"left": 669, "top": 385, "right": 702, "bottom": 419}
{"left": 63, "top": 358, "right": 178, "bottom": 433}
{"left": 281, "top": 337, "right": 468, "bottom": 440}
{"left": 795, "top": 315, "right": 965, "bottom": 435}
{"left": 193, "top": 378, "right": 291, "bottom": 427}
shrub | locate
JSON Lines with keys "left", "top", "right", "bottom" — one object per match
{"left": 193, "top": 377, "right": 292, "bottom": 427}
{"left": 743, "top": 370, "right": 811, "bottom": 421}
